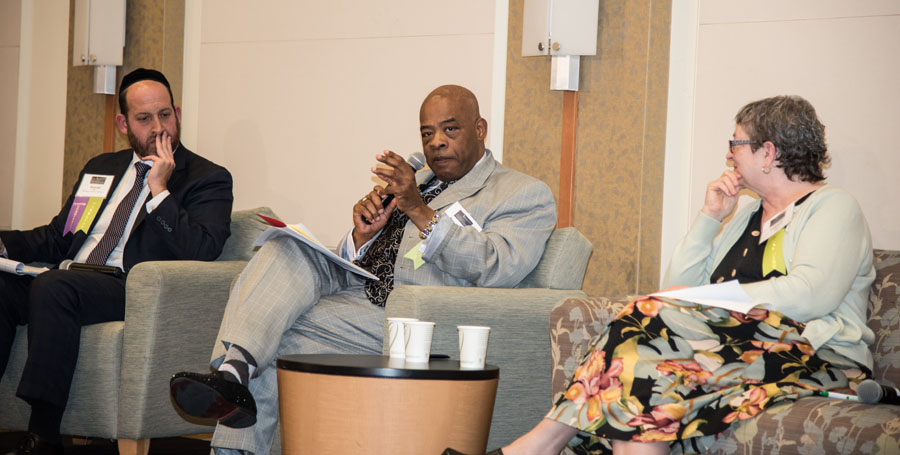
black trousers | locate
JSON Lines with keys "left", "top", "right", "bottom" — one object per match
{"left": 0, "top": 269, "right": 126, "bottom": 409}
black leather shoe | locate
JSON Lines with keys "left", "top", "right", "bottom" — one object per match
{"left": 5, "top": 432, "right": 63, "bottom": 455}
{"left": 170, "top": 370, "right": 257, "bottom": 428}
{"left": 441, "top": 449, "right": 503, "bottom": 455}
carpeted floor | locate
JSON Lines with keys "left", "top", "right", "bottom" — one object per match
{"left": 0, "top": 432, "right": 210, "bottom": 454}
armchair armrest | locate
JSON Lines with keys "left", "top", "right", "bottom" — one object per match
{"left": 117, "top": 259, "right": 249, "bottom": 438}
{"left": 549, "top": 296, "right": 627, "bottom": 402}
{"left": 386, "top": 285, "right": 586, "bottom": 447}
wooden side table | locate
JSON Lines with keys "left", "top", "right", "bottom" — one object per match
{"left": 277, "top": 354, "right": 499, "bottom": 455}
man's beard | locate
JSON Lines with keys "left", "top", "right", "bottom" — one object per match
{"left": 127, "top": 121, "right": 182, "bottom": 158}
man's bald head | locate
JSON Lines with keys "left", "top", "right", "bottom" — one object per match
{"left": 418, "top": 85, "right": 488, "bottom": 182}
{"left": 420, "top": 85, "right": 481, "bottom": 122}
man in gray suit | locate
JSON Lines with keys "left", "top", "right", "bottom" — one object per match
{"left": 170, "top": 85, "right": 557, "bottom": 455}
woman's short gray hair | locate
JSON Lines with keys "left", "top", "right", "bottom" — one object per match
{"left": 735, "top": 95, "right": 830, "bottom": 182}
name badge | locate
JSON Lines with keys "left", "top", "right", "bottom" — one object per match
{"left": 63, "top": 174, "right": 114, "bottom": 235}
{"left": 445, "top": 202, "right": 483, "bottom": 231}
{"left": 75, "top": 174, "right": 114, "bottom": 198}
{"left": 759, "top": 202, "right": 794, "bottom": 244}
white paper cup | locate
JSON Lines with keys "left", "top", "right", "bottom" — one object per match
{"left": 458, "top": 325, "right": 491, "bottom": 369}
{"left": 403, "top": 321, "right": 436, "bottom": 363}
{"left": 385, "top": 317, "right": 419, "bottom": 358}
{"left": 387, "top": 356, "right": 407, "bottom": 369}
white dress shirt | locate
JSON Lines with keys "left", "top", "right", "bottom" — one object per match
{"left": 73, "top": 152, "right": 170, "bottom": 269}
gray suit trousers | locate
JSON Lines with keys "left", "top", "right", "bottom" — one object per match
{"left": 209, "top": 236, "right": 385, "bottom": 455}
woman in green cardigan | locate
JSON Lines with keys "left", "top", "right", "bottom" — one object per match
{"left": 445, "top": 95, "right": 874, "bottom": 455}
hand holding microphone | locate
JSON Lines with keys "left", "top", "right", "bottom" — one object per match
{"left": 361, "top": 152, "right": 427, "bottom": 224}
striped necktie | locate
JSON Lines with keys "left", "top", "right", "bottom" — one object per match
{"left": 85, "top": 162, "right": 151, "bottom": 266}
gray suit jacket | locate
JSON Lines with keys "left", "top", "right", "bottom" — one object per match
{"left": 394, "top": 150, "right": 557, "bottom": 288}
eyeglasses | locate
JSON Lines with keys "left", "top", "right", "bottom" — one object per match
{"left": 728, "top": 140, "right": 758, "bottom": 150}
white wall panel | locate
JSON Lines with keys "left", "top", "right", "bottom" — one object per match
{"left": 0, "top": 0, "right": 21, "bottom": 229}
{"left": 700, "top": 0, "right": 900, "bottom": 23}
{"left": 14, "top": 1, "right": 68, "bottom": 229}
{"left": 200, "top": 0, "right": 494, "bottom": 43}
{"left": 692, "top": 14, "right": 900, "bottom": 249}
{"left": 193, "top": 1, "right": 496, "bottom": 246}
{"left": 663, "top": 1, "right": 900, "bottom": 272}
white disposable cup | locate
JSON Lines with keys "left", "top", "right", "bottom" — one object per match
{"left": 385, "top": 317, "right": 419, "bottom": 358}
{"left": 403, "top": 321, "right": 436, "bottom": 363}
{"left": 387, "top": 356, "right": 406, "bottom": 369}
{"left": 458, "top": 325, "right": 491, "bottom": 369}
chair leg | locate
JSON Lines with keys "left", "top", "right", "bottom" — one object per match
{"left": 117, "top": 438, "right": 150, "bottom": 455}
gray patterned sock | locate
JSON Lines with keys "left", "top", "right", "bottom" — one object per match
{"left": 219, "top": 343, "right": 257, "bottom": 385}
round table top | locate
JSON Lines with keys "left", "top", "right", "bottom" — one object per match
{"left": 277, "top": 354, "right": 499, "bottom": 380}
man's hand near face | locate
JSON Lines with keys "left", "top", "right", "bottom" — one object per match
{"left": 145, "top": 131, "right": 176, "bottom": 197}
{"left": 371, "top": 150, "right": 434, "bottom": 230}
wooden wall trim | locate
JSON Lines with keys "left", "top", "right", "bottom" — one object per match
{"left": 103, "top": 94, "right": 116, "bottom": 154}
{"left": 558, "top": 90, "right": 578, "bottom": 227}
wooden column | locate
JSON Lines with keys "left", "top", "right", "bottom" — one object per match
{"left": 103, "top": 94, "right": 116, "bottom": 154}
{"left": 559, "top": 90, "right": 578, "bottom": 228}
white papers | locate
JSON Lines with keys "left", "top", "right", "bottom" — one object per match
{"left": 254, "top": 222, "right": 378, "bottom": 281}
{"left": 651, "top": 280, "right": 768, "bottom": 314}
{"left": 0, "top": 258, "right": 49, "bottom": 276}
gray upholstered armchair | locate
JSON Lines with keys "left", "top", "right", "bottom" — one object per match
{"left": 384, "top": 227, "right": 593, "bottom": 449}
{"left": 0, "top": 207, "right": 276, "bottom": 455}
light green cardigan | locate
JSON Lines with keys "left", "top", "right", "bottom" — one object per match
{"left": 664, "top": 185, "right": 875, "bottom": 369}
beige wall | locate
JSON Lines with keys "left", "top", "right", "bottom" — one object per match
{"left": 12, "top": 0, "right": 69, "bottom": 229}
{"left": 63, "top": 0, "right": 106, "bottom": 201}
{"left": 662, "top": 0, "right": 900, "bottom": 274}
{"left": 0, "top": 0, "right": 22, "bottom": 230}
{"left": 504, "top": 0, "right": 672, "bottom": 297}
{"left": 185, "top": 0, "right": 497, "bottom": 247}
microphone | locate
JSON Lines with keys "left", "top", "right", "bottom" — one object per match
{"left": 362, "top": 152, "right": 427, "bottom": 224}
{"left": 858, "top": 379, "right": 900, "bottom": 405}
{"left": 59, "top": 259, "right": 127, "bottom": 278}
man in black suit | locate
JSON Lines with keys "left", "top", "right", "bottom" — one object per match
{"left": 0, "top": 68, "right": 234, "bottom": 455}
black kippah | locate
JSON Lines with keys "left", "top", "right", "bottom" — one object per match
{"left": 119, "top": 68, "right": 170, "bottom": 94}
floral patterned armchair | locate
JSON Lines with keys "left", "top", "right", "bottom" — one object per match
{"left": 550, "top": 249, "right": 900, "bottom": 455}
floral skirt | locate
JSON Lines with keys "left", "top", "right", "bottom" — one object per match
{"left": 547, "top": 296, "right": 870, "bottom": 455}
